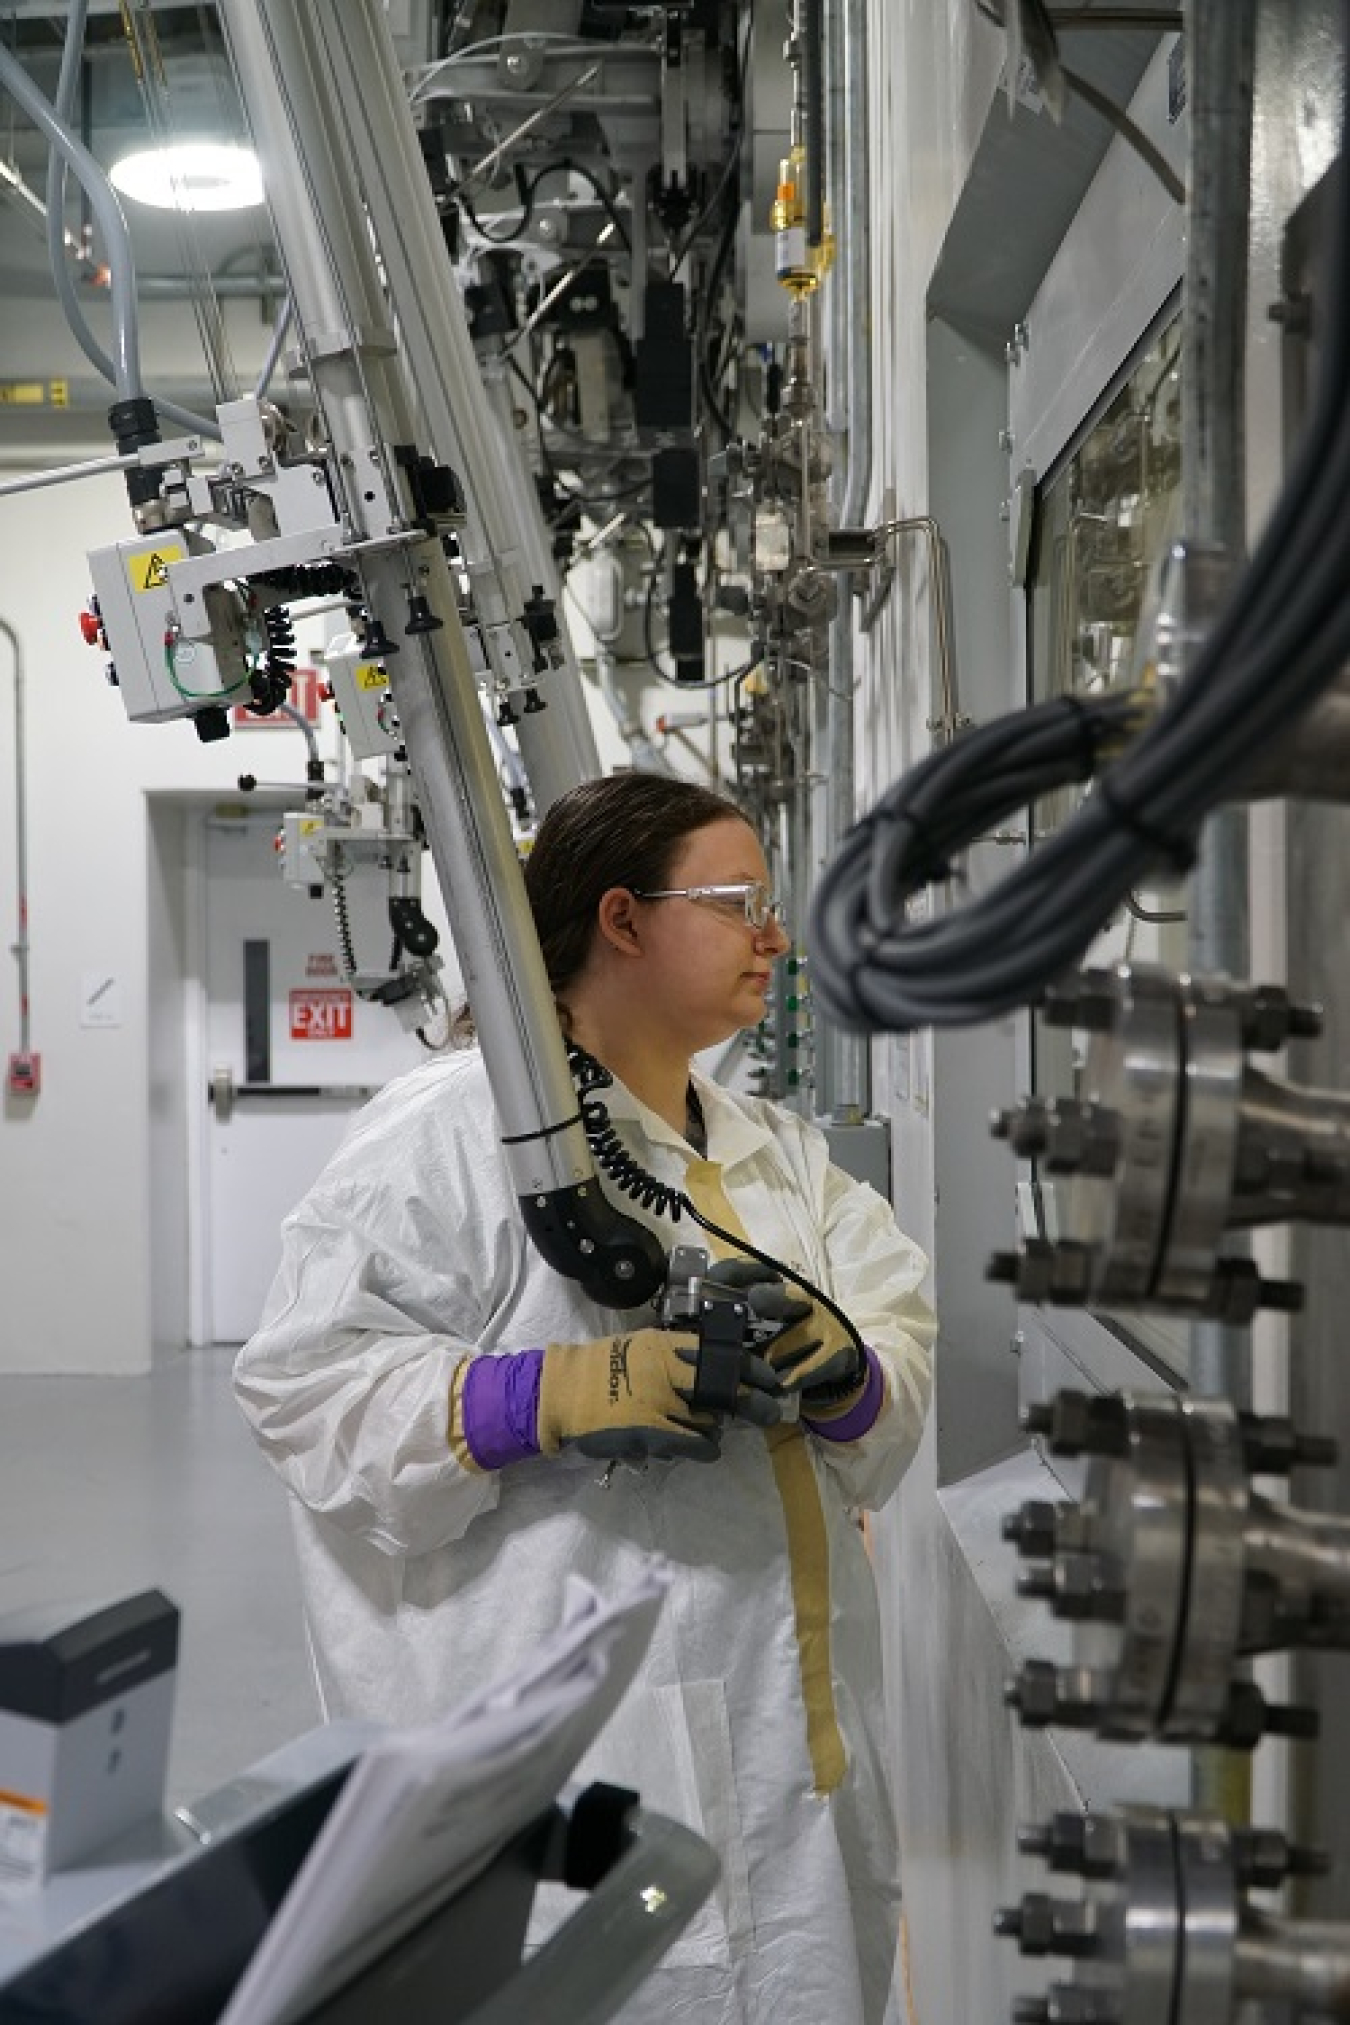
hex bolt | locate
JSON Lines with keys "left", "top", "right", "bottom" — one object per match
{"left": 1235, "top": 984, "right": 1325, "bottom": 1050}
{"left": 1219, "top": 1680, "right": 1319, "bottom": 1749}
{"left": 1040, "top": 1100, "right": 1123, "bottom": 1177}
{"left": 1018, "top": 1813, "right": 1121, "bottom": 1880}
{"left": 994, "top": 1894, "right": 1096, "bottom": 1958}
{"left": 1233, "top": 1828, "right": 1332, "bottom": 1890}
{"left": 1020, "top": 1390, "right": 1130, "bottom": 1459}
{"left": 1003, "top": 1498, "right": 1068, "bottom": 1555}
{"left": 1005, "top": 1661, "right": 1101, "bottom": 1730}
{"left": 987, "top": 1240, "right": 1097, "bottom": 1305}
{"left": 1041, "top": 971, "right": 1117, "bottom": 1032}
{"left": 992, "top": 1100, "right": 1051, "bottom": 1156}
{"left": 1048, "top": 1551, "right": 1126, "bottom": 1623}
{"left": 1017, "top": 1565, "right": 1057, "bottom": 1603}
{"left": 1002, "top": 1500, "right": 1062, "bottom": 1558}
{"left": 1240, "top": 1413, "right": 1339, "bottom": 1474}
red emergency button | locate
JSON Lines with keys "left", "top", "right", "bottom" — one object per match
{"left": 79, "top": 608, "right": 104, "bottom": 646}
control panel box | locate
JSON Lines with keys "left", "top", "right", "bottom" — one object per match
{"left": 86, "top": 536, "right": 248, "bottom": 723}
{"left": 323, "top": 635, "right": 401, "bottom": 760}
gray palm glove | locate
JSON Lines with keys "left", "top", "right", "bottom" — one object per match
{"left": 703, "top": 1258, "right": 867, "bottom": 1405}
{"left": 538, "top": 1326, "right": 780, "bottom": 1466}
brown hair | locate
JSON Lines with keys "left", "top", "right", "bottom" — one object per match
{"left": 525, "top": 772, "right": 747, "bottom": 1000}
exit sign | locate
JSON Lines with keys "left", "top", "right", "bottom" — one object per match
{"left": 290, "top": 988, "right": 353, "bottom": 1040}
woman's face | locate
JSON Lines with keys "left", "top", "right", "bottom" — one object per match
{"left": 629, "top": 817, "right": 791, "bottom": 1049}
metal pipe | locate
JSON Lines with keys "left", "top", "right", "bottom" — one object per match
{"left": 0, "top": 619, "right": 30, "bottom": 1059}
{"left": 0, "top": 449, "right": 140, "bottom": 499}
{"left": 820, "top": 0, "right": 872, "bottom": 1120}
{"left": 32, "top": 0, "right": 218, "bottom": 439}
{"left": 801, "top": 0, "right": 827, "bottom": 252}
{"left": 477, "top": 355, "right": 603, "bottom": 802}
{"left": 0, "top": 34, "right": 142, "bottom": 403}
{"left": 456, "top": 63, "right": 602, "bottom": 195}
{"left": 1182, "top": 0, "right": 1258, "bottom": 1407}
{"left": 307, "top": 2, "right": 602, "bottom": 804}
{"left": 253, "top": 294, "right": 294, "bottom": 402}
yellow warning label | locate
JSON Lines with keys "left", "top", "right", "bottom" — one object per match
{"left": 0, "top": 380, "right": 68, "bottom": 407}
{"left": 299, "top": 818, "right": 321, "bottom": 836}
{"left": 127, "top": 542, "right": 186, "bottom": 594}
{"left": 356, "top": 664, "right": 386, "bottom": 691}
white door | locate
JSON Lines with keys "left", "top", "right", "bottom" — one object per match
{"left": 199, "top": 807, "right": 442, "bottom": 1343}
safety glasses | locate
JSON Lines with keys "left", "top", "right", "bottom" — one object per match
{"left": 631, "top": 880, "right": 787, "bottom": 931}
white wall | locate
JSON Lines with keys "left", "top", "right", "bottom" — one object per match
{"left": 0, "top": 466, "right": 319, "bottom": 1375}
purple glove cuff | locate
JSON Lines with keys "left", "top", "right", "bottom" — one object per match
{"left": 802, "top": 1346, "right": 885, "bottom": 1444}
{"left": 461, "top": 1349, "right": 545, "bottom": 1469}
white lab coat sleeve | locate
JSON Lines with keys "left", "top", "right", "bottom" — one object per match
{"left": 233, "top": 1087, "right": 525, "bottom": 1559}
{"left": 808, "top": 1159, "right": 936, "bottom": 1510}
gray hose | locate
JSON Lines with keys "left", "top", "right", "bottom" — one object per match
{"left": 802, "top": 0, "right": 827, "bottom": 250}
{"left": 0, "top": 26, "right": 140, "bottom": 401}
{"left": 254, "top": 294, "right": 294, "bottom": 401}
{"left": 30, "top": 8, "right": 219, "bottom": 439}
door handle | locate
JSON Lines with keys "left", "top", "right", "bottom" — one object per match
{"left": 208, "top": 1069, "right": 380, "bottom": 1119}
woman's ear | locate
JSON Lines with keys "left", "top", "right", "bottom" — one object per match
{"left": 595, "top": 885, "right": 645, "bottom": 958}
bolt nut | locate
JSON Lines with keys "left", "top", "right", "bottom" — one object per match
{"left": 1018, "top": 1813, "right": 1122, "bottom": 1880}
{"left": 1020, "top": 1389, "right": 1130, "bottom": 1459}
{"left": 1040, "top": 970, "right": 1118, "bottom": 1033}
{"left": 1002, "top": 1499, "right": 1062, "bottom": 1559}
{"left": 1047, "top": 1551, "right": 1125, "bottom": 1623}
{"left": 995, "top": 1894, "right": 1096, "bottom": 1959}
{"left": 1005, "top": 1660, "right": 1101, "bottom": 1730}
{"left": 1240, "top": 1413, "right": 1338, "bottom": 1474}
{"left": 1234, "top": 982, "right": 1324, "bottom": 1050}
{"left": 987, "top": 1239, "right": 1097, "bottom": 1306}
{"left": 1231, "top": 1827, "right": 1332, "bottom": 1890}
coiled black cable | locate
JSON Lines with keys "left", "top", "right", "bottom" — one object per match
{"left": 809, "top": 62, "right": 1350, "bottom": 1035}
{"left": 244, "top": 603, "right": 297, "bottom": 715}
{"left": 567, "top": 1044, "right": 866, "bottom": 1362}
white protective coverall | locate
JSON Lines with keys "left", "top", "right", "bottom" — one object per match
{"left": 234, "top": 1047, "right": 934, "bottom": 2025}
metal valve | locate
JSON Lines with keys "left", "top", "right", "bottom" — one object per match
{"left": 1000, "top": 1806, "right": 1338, "bottom": 2025}
{"left": 1004, "top": 1388, "right": 1343, "bottom": 1747}
{"left": 988, "top": 962, "right": 1347, "bottom": 1320}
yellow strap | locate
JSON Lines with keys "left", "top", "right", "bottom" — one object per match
{"left": 682, "top": 1158, "right": 846, "bottom": 1794}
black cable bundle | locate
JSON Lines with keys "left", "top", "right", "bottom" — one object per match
{"left": 248, "top": 604, "right": 297, "bottom": 714}
{"left": 809, "top": 54, "right": 1350, "bottom": 1035}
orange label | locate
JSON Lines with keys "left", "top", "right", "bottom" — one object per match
{"left": 0, "top": 1789, "right": 47, "bottom": 1815}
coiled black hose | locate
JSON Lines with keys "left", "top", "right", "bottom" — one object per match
{"left": 809, "top": 57, "right": 1350, "bottom": 1034}
{"left": 566, "top": 1043, "right": 865, "bottom": 1358}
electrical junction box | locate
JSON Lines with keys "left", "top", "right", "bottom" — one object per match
{"left": 6, "top": 1053, "right": 39, "bottom": 1097}
{"left": 0, "top": 1591, "right": 179, "bottom": 1895}
{"left": 323, "top": 633, "right": 402, "bottom": 760}
{"left": 280, "top": 810, "right": 329, "bottom": 890}
{"left": 85, "top": 536, "right": 248, "bottom": 723}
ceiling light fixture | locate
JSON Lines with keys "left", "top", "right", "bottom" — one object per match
{"left": 108, "top": 141, "right": 264, "bottom": 213}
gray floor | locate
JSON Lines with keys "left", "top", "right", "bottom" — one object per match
{"left": 0, "top": 1346, "right": 320, "bottom": 1807}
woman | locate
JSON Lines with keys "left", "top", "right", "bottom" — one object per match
{"left": 234, "top": 772, "right": 934, "bottom": 2025}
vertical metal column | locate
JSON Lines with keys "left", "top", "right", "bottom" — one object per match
{"left": 1182, "top": 0, "right": 1258, "bottom": 1405}
{"left": 217, "top": 0, "right": 592, "bottom": 1196}
{"left": 304, "top": 2, "right": 602, "bottom": 810}
{"left": 477, "top": 351, "right": 608, "bottom": 806}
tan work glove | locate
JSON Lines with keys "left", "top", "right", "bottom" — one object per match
{"left": 538, "top": 1326, "right": 780, "bottom": 1465}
